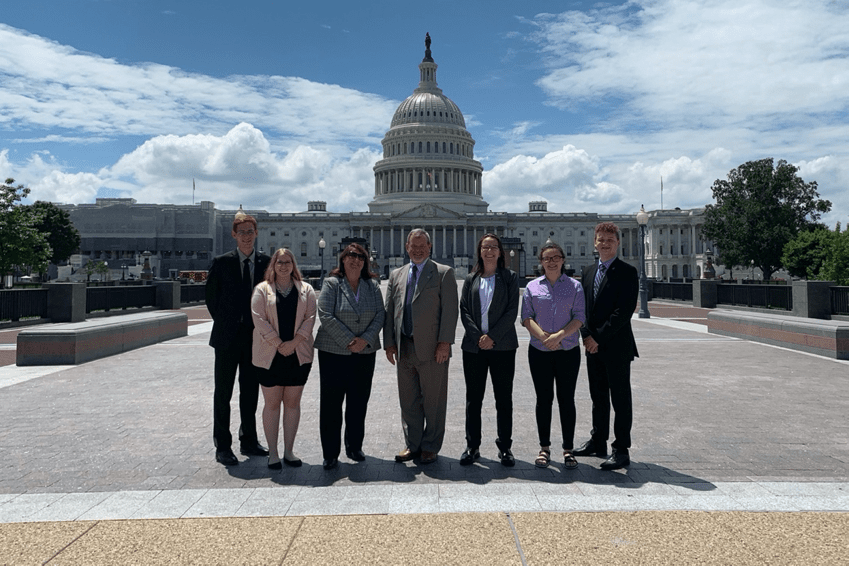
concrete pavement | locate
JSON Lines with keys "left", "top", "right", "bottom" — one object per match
{"left": 1, "top": 284, "right": 848, "bottom": 564}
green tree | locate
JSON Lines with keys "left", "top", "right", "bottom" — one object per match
{"left": 702, "top": 159, "right": 831, "bottom": 280}
{"left": 82, "top": 259, "right": 109, "bottom": 282}
{"left": 781, "top": 224, "right": 834, "bottom": 280}
{"left": 820, "top": 225, "right": 849, "bottom": 285}
{"left": 0, "top": 178, "right": 51, "bottom": 278}
{"left": 28, "top": 201, "right": 81, "bottom": 266}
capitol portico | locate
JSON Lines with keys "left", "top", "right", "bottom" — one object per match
{"left": 59, "top": 36, "right": 715, "bottom": 283}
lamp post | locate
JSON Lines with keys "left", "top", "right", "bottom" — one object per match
{"left": 636, "top": 204, "right": 650, "bottom": 318}
{"left": 121, "top": 263, "right": 127, "bottom": 281}
{"left": 509, "top": 249, "right": 515, "bottom": 272}
{"left": 750, "top": 259, "right": 755, "bottom": 281}
{"left": 318, "top": 237, "right": 326, "bottom": 288}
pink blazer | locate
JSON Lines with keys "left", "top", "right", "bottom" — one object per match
{"left": 251, "top": 279, "right": 316, "bottom": 369}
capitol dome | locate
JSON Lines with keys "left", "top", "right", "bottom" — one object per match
{"left": 369, "top": 34, "right": 487, "bottom": 215}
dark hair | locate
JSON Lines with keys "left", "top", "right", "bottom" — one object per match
{"left": 539, "top": 242, "right": 567, "bottom": 275}
{"left": 329, "top": 243, "right": 379, "bottom": 280}
{"left": 473, "top": 233, "right": 505, "bottom": 276}
{"left": 264, "top": 248, "right": 303, "bottom": 283}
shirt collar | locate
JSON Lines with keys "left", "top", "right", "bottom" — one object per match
{"left": 237, "top": 248, "right": 255, "bottom": 263}
{"left": 598, "top": 256, "right": 615, "bottom": 270}
{"left": 410, "top": 258, "right": 428, "bottom": 271}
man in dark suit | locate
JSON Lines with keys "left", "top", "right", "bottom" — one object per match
{"left": 384, "top": 228, "right": 459, "bottom": 465}
{"left": 205, "top": 212, "right": 270, "bottom": 466}
{"left": 574, "top": 222, "right": 639, "bottom": 470}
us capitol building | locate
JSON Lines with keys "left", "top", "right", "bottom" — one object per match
{"left": 60, "top": 36, "right": 714, "bottom": 281}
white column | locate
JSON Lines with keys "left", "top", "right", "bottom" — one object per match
{"left": 453, "top": 226, "right": 457, "bottom": 257}
{"left": 390, "top": 226, "right": 395, "bottom": 256}
{"left": 442, "top": 225, "right": 447, "bottom": 257}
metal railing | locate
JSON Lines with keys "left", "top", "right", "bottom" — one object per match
{"left": 651, "top": 282, "right": 693, "bottom": 302}
{"left": 86, "top": 285, "right": 156, "bottom": 313}
{"left": 0, "top": 289, "right": 50, "bottom": 322}
{"left": 832, "top": 286, "right": 849, "bottom": 315}
{"left": 181, "top": 284, "right": 206, "bottom": 304}
{"left": 716, "top": 284, "right": 792, "bottom": 311}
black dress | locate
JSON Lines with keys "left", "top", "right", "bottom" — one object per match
{"left": 256, "top": 288, "right": 312, "bottom": 387}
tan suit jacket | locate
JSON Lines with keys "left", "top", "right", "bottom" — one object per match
{"left": 383, "top": 258, "right": 458, "bottom": 361}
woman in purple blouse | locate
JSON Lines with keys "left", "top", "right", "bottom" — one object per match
{"left": 521, "top": 242, "right": 586, "bottom": 469}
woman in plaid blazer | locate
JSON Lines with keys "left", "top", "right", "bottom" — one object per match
{"left": 314, "top": 243, "right": 385, "bottom": 470}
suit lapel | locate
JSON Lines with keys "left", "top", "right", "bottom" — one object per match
{"left": 470, "top": 274, "right": 482, "bottom": 327}
{"left": 341, "top": 278, "right": 363, "bottom": 315}
{"left": 413, "top": 259, "right": 434, "bottom": 302}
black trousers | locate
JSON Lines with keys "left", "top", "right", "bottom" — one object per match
{"left": 318, "top": 350, "right": 376, "bottom": 459}
{"left": 213, "top": 323, "right": 260, "bottom": 450}
{"left": 585, "top": 352, "right": 633, "bottom": 451}
{"left": 462, "top": 349, "right": 515, "bottom": 451}
{"left": 528, "top": 346, "right": 581, "bottom": 450}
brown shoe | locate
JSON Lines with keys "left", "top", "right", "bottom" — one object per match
{"left": 395, "top": 448, "right": 420, "bottom": 463}
{"left": 419, "top": 450, "right": 438, "bottom": 464}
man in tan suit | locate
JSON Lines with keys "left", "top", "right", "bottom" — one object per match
{"left": 384, "top": 228, "right": 459, "bottom": 464}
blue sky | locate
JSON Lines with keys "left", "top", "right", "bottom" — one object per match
{"left": 2, "top": 0, "right": 848, "bottom": 226}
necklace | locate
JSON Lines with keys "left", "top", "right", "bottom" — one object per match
{"left": 276, "top": 280, "right": 294, "bottom": 297}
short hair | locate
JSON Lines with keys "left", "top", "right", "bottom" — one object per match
{"left": 539, "top": 241, "right": 567, "bottom": 275}
{"left": 232, "top": 212, "right": 257, "bottom": 233}
{"left": 329, "top": 243, "right": 379, "bottom": 280}
{"left": 594, "top": 222, "right": 620, "bottom": 240}
{"left": 473, "top": 233, "right": 505, "bottom": 275}
{"left": 263, "top": 248, "right": 303, "bottom": 284}
{"left": 406, "top": 228, "right": 431, "bottom": 245}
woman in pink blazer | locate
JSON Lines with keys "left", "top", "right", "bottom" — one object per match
{"left": 251, "top": 248, "right": 316, "bottom": 469}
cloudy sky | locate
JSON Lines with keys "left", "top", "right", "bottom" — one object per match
{"left": 2, "top": 0, "right": 848, "bottom": 225}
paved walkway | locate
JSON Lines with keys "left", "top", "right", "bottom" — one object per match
{"left": 1, "top": 288, "right": 848, "bottom": 564}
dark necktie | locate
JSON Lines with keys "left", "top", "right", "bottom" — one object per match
{"left": 594, "top": 263, "right": 607, "bottom": 300}
{"left": 403, "top": 264, "right": 418, "bottom": 337}
{"left": 242, "top": 258, "right": 252, "bottom": 323}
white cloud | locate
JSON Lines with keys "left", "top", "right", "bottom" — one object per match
{"left": 0, "top": 24, "right": 396, "bottom": 145}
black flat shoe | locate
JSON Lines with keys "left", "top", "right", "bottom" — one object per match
{"left": 499, "top": 449, "right": 515, "bottom": 467}
{"left": 459, "top": 447, "right": 480, "bottom": 466}
{"left": 323, "top": 457, "right": 338, "bottom": 470}
{"left": 283, "top": 457, "right": 302, "bottom": 468}
{"left": 267, "top": 458, "right": 282, "bottom": 470}
{"left": 572, "top": 439, "right": 608, "bottom": 458}
{"left": 215, "top": 449, "right": 239, "bottom": 466}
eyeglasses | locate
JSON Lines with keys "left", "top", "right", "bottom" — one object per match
{"left": 346, "top": 253, "right": 367, "bottom": 261}
{"left": 541, "top": 256, "right": 563, "bottom": 263}
{"left": 236, "top": 230, "right": 256, "bottom": 237}
{"left": 480, "top": 245, "right": 499, "bottom": 251}
{"left": 275, "top": 260, "right": 293, "bottom": 266}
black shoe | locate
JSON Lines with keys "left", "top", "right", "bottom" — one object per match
{"left": 267, "top": 458, "right": 282, "bottom": 470}
{"left": 459, "top": 447, "right": 480, "bottom": 466}
{"left": 323, "top": 458, "right": 338, "bottom": 470}
{"left": 600, "top": 450, "right": 630, "bottom": 470}
{"left": 215, "top": 449, "right": 239, "bottom": 466}
{"left": 572, "top": 439, "right": 608, "bottom": 458}
{"left": 283, "top": 457, "right": 302, "bottom": 468}
{"left": 345, "top": 449, "right": 366, "bottom": 462}
{"left": 498, "top": 449, "right": 515, "bottom": 467}
{"left": 240, "top": 443, "right": 269, "bottom": 457}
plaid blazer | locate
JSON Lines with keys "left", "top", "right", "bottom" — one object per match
{"left": 314, "top": 276, "right": 385, "bottom": 355}
{"left": 250, "top": 279, "right": 316, "bottom": 369}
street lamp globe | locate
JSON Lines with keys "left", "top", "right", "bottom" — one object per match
{"left": 318, "top": 237, "right": 326, "bottom": 288}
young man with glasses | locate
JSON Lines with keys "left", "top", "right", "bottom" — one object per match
{"left": 205, "top": 212, "right": 271, "bottom": 466}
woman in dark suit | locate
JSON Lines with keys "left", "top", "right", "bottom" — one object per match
{"left": 458, "top": 233, "right": 520, "bottom": 467}
{"left": 314, "top": 243, "right": 385, "bottom": 470}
